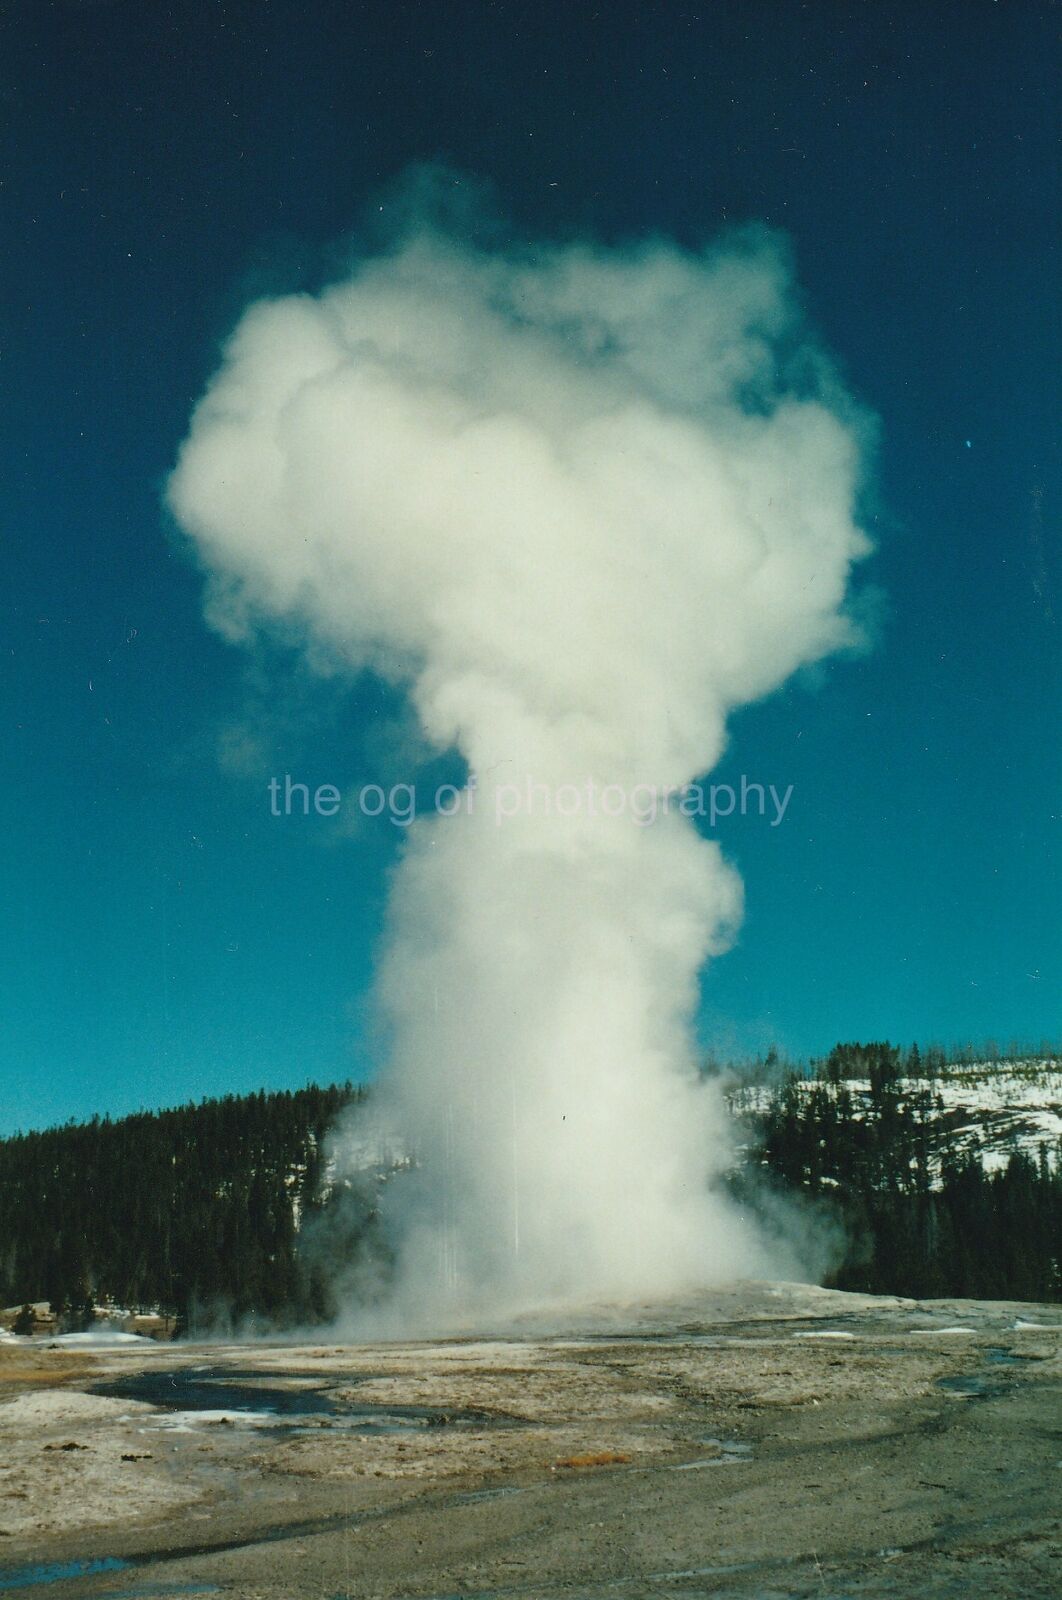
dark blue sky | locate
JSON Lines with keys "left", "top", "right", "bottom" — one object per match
{"left": 2, "top": 0, "right": 1058, "bottom": 1131}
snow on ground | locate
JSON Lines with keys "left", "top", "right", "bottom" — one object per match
{"left": 46, "top": 1330, "right": 151, "bottom": 1346}
{"left": 728, "top": 1058, "right": 1062, "bottom": 1181}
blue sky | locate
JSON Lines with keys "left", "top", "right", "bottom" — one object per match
{"left": 1, "top": 0, "right": 1058, "bottom": 1131}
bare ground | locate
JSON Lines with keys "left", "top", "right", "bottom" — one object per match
{"left": 0, "top": 1282, "right": 1059, "bottom": 1598}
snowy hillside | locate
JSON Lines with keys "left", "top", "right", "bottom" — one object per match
{"left": 916, "top": 1060, "right": 1062, "bottom": 1170}
{"left": 728, "top": 1058, "right": 1062, "bottom": 1178}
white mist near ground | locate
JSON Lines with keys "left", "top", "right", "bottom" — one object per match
{"left": 168, "top": 193, "right": 872, "bottom": 1327}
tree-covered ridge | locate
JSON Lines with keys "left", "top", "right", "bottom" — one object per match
{"left": 0, "top": 1045, "right": 1059, "bottom": 1331}
{"left": 0, "top": 1082, "right": 360, "bottom": 1329}
{"left": 738, "top": 1043, "right": 1062, "bottom": 1302}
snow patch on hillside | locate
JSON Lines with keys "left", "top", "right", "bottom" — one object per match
{"left": 728, "top": 1059, "right": 1062, "bottom": 1180}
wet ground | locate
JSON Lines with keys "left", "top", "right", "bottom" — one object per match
{"left": 88, "top": 1368, "right": 509, "bottom": 1432}
{"left": 0, "top": 1283, "right": 1058, "bottom": 1598}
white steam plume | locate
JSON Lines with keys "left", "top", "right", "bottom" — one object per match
{"left": 168, "top": 198, "right": 872, "bottom": 1325}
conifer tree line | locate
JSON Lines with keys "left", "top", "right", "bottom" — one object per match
{"left": 0, "top": 1043, "right": 1058, "bottom": 1329}
{"left": 738, "top": 1042, "right": 1061, "bottom": 1302}
{"left": 0, "top": 1083, "right": 361, "bottom": 1330}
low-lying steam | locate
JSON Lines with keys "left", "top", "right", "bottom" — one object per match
{"left": 168, "top": 189, "right": 872, "bottom": 1326}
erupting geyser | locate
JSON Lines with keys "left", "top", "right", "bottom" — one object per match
{"left": 168, "top": 186, "right": 873, "bottom": 1325}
